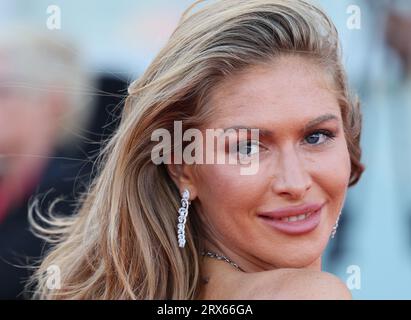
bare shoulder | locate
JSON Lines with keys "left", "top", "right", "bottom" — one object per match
{"left": 242, "top": 268, "right": 352, "bottom": 300}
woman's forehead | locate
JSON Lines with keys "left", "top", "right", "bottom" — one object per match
{"left": 210, "top": 56, "right": 334, "bottom": 101}
{"left": 205, "top": 57, "right": 340, "bottom": 127}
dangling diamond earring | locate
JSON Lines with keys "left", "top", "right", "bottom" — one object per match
{"left": 331, "top": 211, "right": 342, "bottom": 239}
{"left": 177, "top": 188, "right": 190, "bottom": 248}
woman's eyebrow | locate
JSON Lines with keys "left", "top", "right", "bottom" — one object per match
{"left": 221, "top": 125, "right": 273, "bottom": 138}
{"left": 303, "top": 113, "right": 339, "bottom": 131}
{"left": 222, "top": 114, "right": 340, "bottom": 137}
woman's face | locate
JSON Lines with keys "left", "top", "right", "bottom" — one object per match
{"left": 188, "top": 55, "right": 351, "bottom": 271}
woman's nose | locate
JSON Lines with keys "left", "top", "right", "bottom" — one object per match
{"left": 271, "top": 145, "right": 312, "bottom": 200}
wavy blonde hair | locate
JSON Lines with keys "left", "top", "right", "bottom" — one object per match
{"left": 30, "top": 0, "right": 364, "bottom": 299}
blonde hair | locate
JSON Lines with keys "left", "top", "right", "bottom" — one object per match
{"left": 30, "top": 0, "right": 364, "bottom": 299}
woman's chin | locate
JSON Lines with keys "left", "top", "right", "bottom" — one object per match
{"left": 270, "top": 252, "right": 321, "bottom": 270}
{"left": 261, "top": 237, "right": 329, "bottom": 270}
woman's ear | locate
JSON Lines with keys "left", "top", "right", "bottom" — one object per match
{"left": 166, "top": 163, "right": 198, "bottom": 200}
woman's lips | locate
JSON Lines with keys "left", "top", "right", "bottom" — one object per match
{"left": 257, "top": 202, "right": 325, "bottom": 235}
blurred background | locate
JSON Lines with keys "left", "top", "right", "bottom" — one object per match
{"left": 0, "top": 0, "right": 410, "bottom": 299}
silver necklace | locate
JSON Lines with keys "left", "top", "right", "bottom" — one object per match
{"left": 201, "top": 251, "right": 245, "bottom": 272}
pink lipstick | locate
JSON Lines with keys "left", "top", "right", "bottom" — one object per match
{"left": 257, "top": 202, "right": 325, "bottom": 235}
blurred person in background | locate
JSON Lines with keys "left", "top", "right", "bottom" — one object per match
{"left": 0, "top": 29, "right": 93, "bottom": 223}
{"left": 0, "top": 28, "right": 125, "bottom": 299}
{"left": 385, "top": 3, "right": 411, "bottom": 228}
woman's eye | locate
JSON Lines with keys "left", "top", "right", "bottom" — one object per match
{"left": 304, "top": 130, "right": 335, "bottom": 145}
{"left": 237, "top": 140, "right": 260, "bottom": 156}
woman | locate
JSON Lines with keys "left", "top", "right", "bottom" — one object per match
{"left": 31, "top": 0, "right": 364, "bottom": 299}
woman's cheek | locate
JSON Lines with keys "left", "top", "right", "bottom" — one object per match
{"left": 311, "top": 144, "right": 351, "bottom": 201}
{"left": 196, "top": 163, "right": 265, "bottom": 211}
